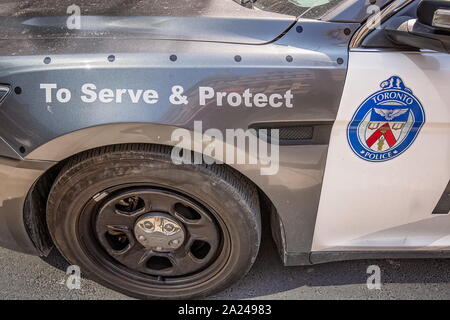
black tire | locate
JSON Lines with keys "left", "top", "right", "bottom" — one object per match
{"left": 47, "top": 144, "right": 261, "bottom": 299}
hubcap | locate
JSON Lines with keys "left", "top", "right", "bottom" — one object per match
{"left": 92, "top": 187, "right": 222, "bottom": 278}
{"left": 134, "top": 213, "right": 185, "bottom": 252}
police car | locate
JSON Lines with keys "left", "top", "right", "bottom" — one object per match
{"left": 0, "top": 0, "right": 448, "bottom": 299}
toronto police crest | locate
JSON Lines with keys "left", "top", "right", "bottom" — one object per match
{"left": 347, "top": 76, "right": 425, "bottom": 162}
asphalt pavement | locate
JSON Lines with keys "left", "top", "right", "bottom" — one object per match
{"left": 0, "top": 230, "right": 450, "bottom": 300}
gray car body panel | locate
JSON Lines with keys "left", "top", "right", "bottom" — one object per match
{"left": 0, "top": 0, "right": 295, "bottom": 46}
{"left": 0, "top": 0, "right": 364, "bottom": 263}
{"left": 0, "top": 157, "right": 54, "bottom": 253}
{"left": 1, "top": 15, "right": 296, "bottom": 46}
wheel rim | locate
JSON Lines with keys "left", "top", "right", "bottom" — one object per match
{"left": 78, "top": 185, "right": 230, "bottom": 287}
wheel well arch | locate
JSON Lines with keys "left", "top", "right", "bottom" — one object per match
{"left": 24, "top": 142, "right": 282, "bottom": 257}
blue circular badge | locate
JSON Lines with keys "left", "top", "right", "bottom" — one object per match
{"left": 347, "top": 76, "right": 425, "bottom": 162}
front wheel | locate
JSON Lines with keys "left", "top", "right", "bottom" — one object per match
{"left": 46, "top": 145, "right": 261, "bottom": 299}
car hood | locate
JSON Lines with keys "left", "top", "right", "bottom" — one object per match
{"left": 0, "top": 0, "right": 296, "bottom": 45}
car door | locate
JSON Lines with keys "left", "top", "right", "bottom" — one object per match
{"left": 313, "top": 0, "right": 450, "bottom": 252}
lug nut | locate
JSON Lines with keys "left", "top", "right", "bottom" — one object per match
{"left": 138, "top": 235, "right": 146, "bottom": 241}
{"left": 164, "top": 224, "right": 174, "bottom": 232}
{"left": 143, "top": 221, "right": 154, "bottom": 230}
{"left": 169, "top": 239, "right": 180, "bottom": 247}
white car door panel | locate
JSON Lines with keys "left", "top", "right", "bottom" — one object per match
{"left": 313, "top": 50, "right": 450, "bottom": 251}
